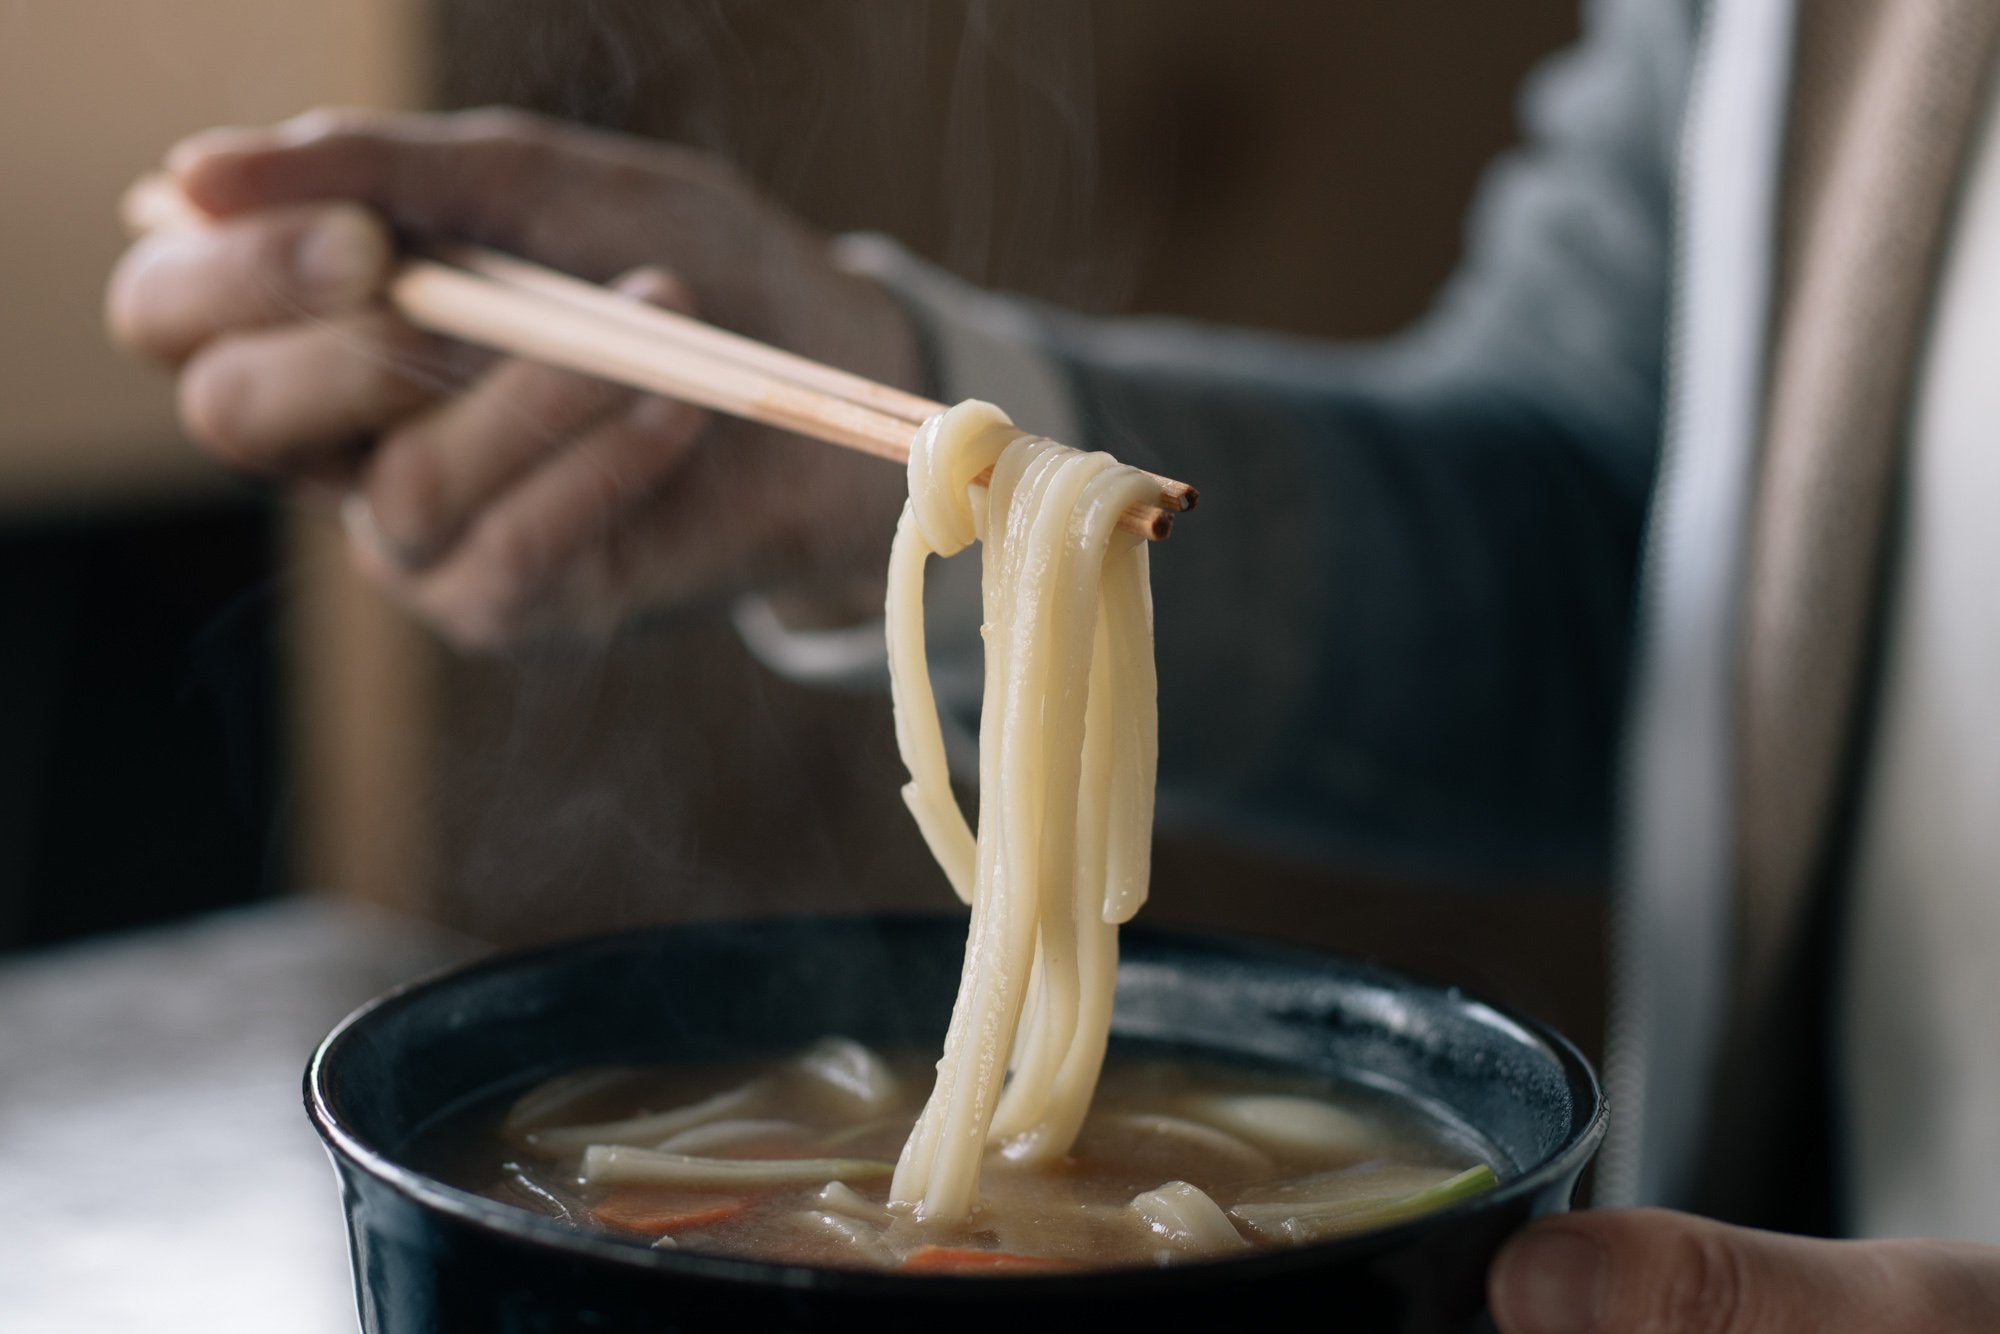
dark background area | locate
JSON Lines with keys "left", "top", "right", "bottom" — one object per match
{"left": 0, "top": 500, "right": 284, "bottom": 950}
{"left": 432, "top": 0, "right": 1578, "bottom": 332}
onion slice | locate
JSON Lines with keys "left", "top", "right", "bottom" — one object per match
{"left": 1129, "top": 1181, "right": 1251, "bottom": 1253}
{"left": 1177, "top": 1094, "right": 1375, "bottom": 1159}
{"left": 581, "top": 1145, "right": 895, "bottom": 1188}
{"left": 1230, "top": 1164, "right": 1498, "bottom": 1242}
{"left": 528, "top": 1083, "right": 762, "bottom": 1152}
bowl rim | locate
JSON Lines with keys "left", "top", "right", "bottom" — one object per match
{"left": 305, "top": 911, "right": 1608, "bottom": 1295}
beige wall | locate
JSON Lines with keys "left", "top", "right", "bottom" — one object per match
{"left": 0, "top": 0, "right": 418, "bottom": 511}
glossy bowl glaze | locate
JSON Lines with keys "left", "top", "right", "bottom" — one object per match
{"left": 307, "top": 914, "right": 1604, "bottom": 1332}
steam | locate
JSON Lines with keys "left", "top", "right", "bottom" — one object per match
{"left": 400, "top": 3, "right": 1145, "bottom": 941}
{"left": 937, "top": 3, "right": 1101, "bottom": 294}
{"left": 430, "top": 2, "right": 1137, "bottom": 302}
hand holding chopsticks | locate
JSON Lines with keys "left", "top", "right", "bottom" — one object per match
{"left": 124, "top": 175, "right": 1196, "bottom": 542}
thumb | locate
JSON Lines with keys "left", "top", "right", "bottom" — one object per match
{"left": 1489, "top": 1207, "right": 2000, "bottom": 1333}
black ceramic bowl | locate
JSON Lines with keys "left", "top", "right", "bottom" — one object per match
{"left": 307, "top": 914, "right": 1604, "bottom": 1333}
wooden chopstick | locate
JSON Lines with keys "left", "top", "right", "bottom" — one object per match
{"left": 434, "top": 244, "right": 1199, "bottom": 515}
{"left": 387, "top": 260, "right": 929, "bottom": 460}
{"left": 413, "top": 250, "right": 1193, "bottom": 538}
{"left": 125, "top": 177, "right": 1196, "bottom": 540}
{"left": 435, "top": 243, "right": 950, "bottom": 427}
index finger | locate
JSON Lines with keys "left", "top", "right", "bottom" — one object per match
{"left": 168, "top": 109, "right": 625, "bottom": 274}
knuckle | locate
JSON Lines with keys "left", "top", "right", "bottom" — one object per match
{"left": 660, "top": 140, "right": 742, "bottom": 193}
{"left": 176, "top": 349, "right": 255, "bottom": 465}
{"left": 625, "top": 396, "right": 708, "bottom": 469}
{"left": 450, "top": 105, "right": 552, "bottom": 146}
{"left": 445, "top": 107, "right": 565, "bottom": 211}
{"left": 106, "top": 237, "right": 196, "bottom": 359}
{"left": 624, "top": 266, "right": 697, "bottom": 315}
{"left": 1924, "top": 1245, "right": 2000, "bottom": 1324}
{"left": 364, "top": 435, "right": 450, "bottom": 555}
{"left": 568, "top": 447, "right": 650, "bottom": 527}
{"left": 1643, "top": 1229, "right": 1755, "bottom": 1334}
{"left": 103, "top": 253, "right": 153, "bottom": 351}
{"left": 363, "top": 311, "right": 448, "bottom": 387}
{"left": 283, "top": 106, "right": 381, "bottom": 146}
{"left": 286, "top": 107, "right": 349, "bottom": 140}
{"left": 434, "top": 600, "right": 514, "bottom": 655}
{"left": 465, "top": 516, "right": 549, "bottom": 618}
{"left": 509, "top": 361, "right": 614, "bottom": 427}
{"left": 291, "top": 203, "right": 392, "bottom": 303}
{"left": 425, "top": 538, "right": 546, "bottom": 654}
{"left": 255, "top": 215, "right": 315, "bottom": 288}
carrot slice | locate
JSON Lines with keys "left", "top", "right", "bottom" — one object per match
{"left": 589, "top": 1187, "right": 747, "bottom": 1235}
{"left": 899, "top": 1245, "right": 1079, "bottom": 1275}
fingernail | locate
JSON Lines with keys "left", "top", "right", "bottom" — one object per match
{"left": 1492, "top": 1227, "right": 1608, "bottom": 1334}
{"left": 612, "top": 266, "right": 689, "bottom": 310}
{"left": 296, "top": 205, "right": 386, "bottom": 304}
{"left": 341, "top": 491, "right": 424, "bottom": 571}
{"left": 629, "top": 394, "right": 692, "bottom": 433}
{"left": 341, "top": 490, "right": 385, "bottom": 553}
{"left": 612, "top": 268, "right": 667, "bottom": 298}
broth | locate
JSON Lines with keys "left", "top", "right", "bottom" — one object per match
{"left": 413, "top": 1038, "right": 1500, "bottom": 1273}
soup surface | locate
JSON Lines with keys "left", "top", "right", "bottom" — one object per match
{"left": 413, "top": 1039, "right": 1499, "bottom": 1274}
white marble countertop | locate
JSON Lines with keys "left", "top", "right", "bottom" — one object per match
{"left": 0, "top": 900, "right": 474, "bottom": 1334}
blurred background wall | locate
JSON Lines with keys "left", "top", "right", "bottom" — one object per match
{"left": 0, "top": 0, "right": 416, "bottom": 945}
{"left": 0, "top": 0, "right": 1599, "bottom": 1045}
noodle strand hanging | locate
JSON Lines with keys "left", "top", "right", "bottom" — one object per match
{"left": 885, "top": 401, "right": 1158, "bottom": 1220}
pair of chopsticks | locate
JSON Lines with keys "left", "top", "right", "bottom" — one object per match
{"left": 125, "top": 177, "right": 1195, "bottom": 541}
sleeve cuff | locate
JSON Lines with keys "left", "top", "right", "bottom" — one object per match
{"left": 828, "top": 232, "right": 1084, "bottom": 448}
{"left": 736, "top": 235, "right": 1079, "bottom": 731}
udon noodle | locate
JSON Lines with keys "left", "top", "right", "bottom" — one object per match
{"left": 885, "top": 400, "right": 1161, "bottom": 1220}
